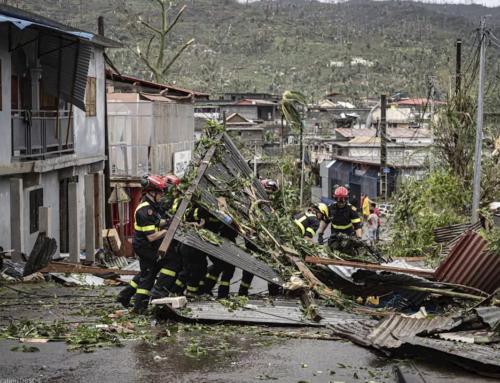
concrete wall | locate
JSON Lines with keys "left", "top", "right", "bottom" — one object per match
{"left": 152, "top": 103, "right": 195, "bottom": 175}
{"left": 0, "top": 24, "right": 12, "bottom": 164}
{"left": 74, "top": 45, "right": 105, "bottom": 159}
{"left": 220, "top": 105, "right": 258, "bottom": 121}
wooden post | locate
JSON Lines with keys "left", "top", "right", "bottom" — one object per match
{"left": 99, "top": 16, "right": 113, "bottom": 229}
{"left": 157, "top": 132, "right": 224, "bottom": 259}
{"left": 66, "top": 39, "right": 80, "bottom": 147}
{"left": 55, "top": 37, "right": 63, "bottom": 140}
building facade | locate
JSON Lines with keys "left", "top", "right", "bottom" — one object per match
{"left": 0, "top": 5, "right": 120, "bottom": 261}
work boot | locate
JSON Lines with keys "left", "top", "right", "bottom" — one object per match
{"left": 116, "top": 294, "right": 133, "bottom": 309}
{"left": 268, "top": 283, "right": 282, "bottom": 296}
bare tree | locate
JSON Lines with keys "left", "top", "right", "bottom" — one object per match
{"left": 135, "top": 1, "right": 194, "bottom": 83}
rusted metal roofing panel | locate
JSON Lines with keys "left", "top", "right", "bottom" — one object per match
{"left": 439, "top": 222, "right": 482, "bottom": 255}
{"left": 434, "top": 222, "right": 480, "bottom": 244}
{"left": 173, "top": 227, "right": 283, "bottom": 285}
{"left": 437, "top": 330, "right": 500, "bottom": 344}
{"left": 367, "top": 314, "right": 462, "bottom": 348}
{"left": 434, "top": 231, "right": 500, "bottom": 295}
{"left": 474, "top": 307, "right": 500, "bottom": 329}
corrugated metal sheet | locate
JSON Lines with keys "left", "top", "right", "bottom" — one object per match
{"left": 474, "top": 307, "right": 500, "bottom": 329}
{"left": 104, "top": 256, "right": 129, "bottom": 269}
{"left": 39, "top": 35, "right": 92, "bottom": 112}
{"left": 174, "top": 227, "right": 283, "bottom": 285}
{"left": 367, "top": 314, "right": 462, "bottom": 348}
{"left": 2, "top": 260, "right": 24, "bottom": 280}
{"left": 329, "top": 260, "right": 435, "bottom": 309}
{"left": 50, "top": 273, "right": 106, "bottom": 286}
{"left": 434, "top": 231, "right": 500, "bottom": 295}
{"left": 23, "top": 233, "right": 57, "bottom": 277}
{"left": 438, "top": 222, "right": 482, "bottom": 256}
{"left": 398, "top": 336, "right": 500, "bottom": 369}
{"left": 437, "top": 330, "right": 499, "bottom": 344}
{"left": 434, "top": 222, "right": 480, "bottom": 244}
{"left": 170, "top": 299, "right": 366, "bottom": 326}
{"left": 327, "top": 320, "right": 379, "bottom": 347}
{"left": 122, "top": 259, "right": 140, "bottom": 271}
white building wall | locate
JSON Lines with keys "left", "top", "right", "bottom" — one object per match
{"left": 74, "top": 45, "right": 105, "bottom": 159}
{"left": 0, "top": 24, "right": 12, "bottom": 164}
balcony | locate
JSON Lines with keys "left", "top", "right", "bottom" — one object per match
{"left": 11, "top": 110, "right": 74, "bottom": 161}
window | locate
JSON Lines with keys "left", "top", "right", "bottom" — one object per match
{"left": 85, "top": 77, "right": 97, "bottom": 117}
{"left": 29, "top": 188, "right": 44, "bottom": 234}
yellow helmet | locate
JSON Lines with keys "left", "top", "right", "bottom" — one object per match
{"left": 313, "top": 203, "right": 329, "bottom": 220}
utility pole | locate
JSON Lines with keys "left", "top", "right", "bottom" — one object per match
{"left": 380, "top": 94, "right": 387, "bottom": 201}
{"left": 456, "top": 39, "right": 462, "bottom": 95}
{"left": 429, "top": 76, "right": 435, "bottom": 173}
{"left": 472, "top": 18, "right": 487, "bottom": 224}
{"left": 98, "top": 16, "right": 112, "bottom": 229}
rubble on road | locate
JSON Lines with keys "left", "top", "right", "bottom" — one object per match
{"left": 4, "top": 122, "right": 500, "bottom": 379}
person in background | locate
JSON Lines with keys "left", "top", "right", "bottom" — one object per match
{"left": 350, "top": 194, "right": 359, "bottom": 211}
{"left": 371, "top": 202, "right": 381, "bottom": 244}
{"left": 360, "top": 193, "right": 365, "bottom": 209}
{"left": 367, "top": 207, "right": 379, "bottom": 246}
{"left": 362, "top": 194, "right": 371, "bottom": 221}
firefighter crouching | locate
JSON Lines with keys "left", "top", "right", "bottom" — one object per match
{"left": 317, "top": 186, "right": 362, "bottom": 246}
{"left": 294, "top": 203, "right": 329, "bottom": 243}
{"left": 116, "top": 175, "right": 180, "bottom": 312}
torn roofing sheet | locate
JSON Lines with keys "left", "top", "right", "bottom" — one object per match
{"left": 174, "top": 226, "right": 283, "bottom": 285}
{"left": 327, "top": 320, "right": 379, "bottom": 347}
{"left": 433, "top": 222, "right": 480, "bottom": 244}
{"left": 474, "top": 307, "right": 500, "bottom": 329}
{"left": 50, "top": 273, "right": 106, "bottom": 286}
{"left": 437, "top": 330, "right": 500, "bottom": 344}
{"left": 367, "top": 313, "right": 463, "bottom": 349}
{"left": 329, "top": 259, "right": 435, "bottom": 309}
{"left": 397, "top": 336, "right": 500, "bottom": 371}
{"left": 163, "top": 299, "right": 367, "bottom": 327}
{"left": 434, "top": 230, "right": 500, "bottom": 295}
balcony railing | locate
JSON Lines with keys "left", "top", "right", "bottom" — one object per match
{"left": 11, "top": 110, "right": 74, "bottom": 160}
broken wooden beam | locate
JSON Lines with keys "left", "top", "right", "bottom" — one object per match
{"left": 300, "top": 289, "right": 324, "bottom": 323}
{"left": 304, "top": 257, "right": 435, "bottom": 279}
{"left": 282, "top": 249, "right": 339, "bottom": 300}
{"left": 157, "top": 132, "right": 224, "bottom": 259}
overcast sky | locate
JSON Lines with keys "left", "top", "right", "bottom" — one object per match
{"left": 238, "top": 0, "right": 500, "bottom": 8}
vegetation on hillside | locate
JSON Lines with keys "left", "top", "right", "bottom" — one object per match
{"left": 16, "top": 0, "right": 500, "bottom": 106}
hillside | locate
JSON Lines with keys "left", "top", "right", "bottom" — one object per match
{"left": 15, "top": 0, "right": 500, "bottom": 104}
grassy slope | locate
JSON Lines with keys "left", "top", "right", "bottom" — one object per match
{"left": 17, "top": 0, "right": 500, "bottom": 104}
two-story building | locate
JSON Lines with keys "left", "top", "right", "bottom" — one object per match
{"left": 0, "top": 5, "right": 120, "bottom": 262}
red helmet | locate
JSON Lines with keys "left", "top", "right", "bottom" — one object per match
{"left": 260, "top": 179, "right": 278, "bottom": 192}
{"left": 164, "top": 174, "right": 181, "bottom": 189}
{"left": 141, "top": 174, "right": 168, "bottom": 193}
{"left": 334, "top": 186, "right": 349, "bottom": 198}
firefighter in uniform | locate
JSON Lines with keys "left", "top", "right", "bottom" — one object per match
{"left": 116, "top": 175, "right": 181, "bottom": 308}
{"left": 115, "top": 175, "right": 180, "bottom": 312}
{"left": 166, "top": 205, "right": 210, "bottom": 298}
{"left": 200, "top": 219, "right": 239, "bottom": 299}
{"left": 294, "top": 203, "right": 329, "bottom": 243}
{"left": 317, "top": 186, "right": 362, "bottom": 246}
{"left": 238, "top": 179, "right": 281, "bottom": 297}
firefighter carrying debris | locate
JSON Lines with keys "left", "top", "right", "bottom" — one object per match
{"left": 116, "top": 174, "right": 181, "bottom": 311}
{"left": 317, "top": 186, "right": 362, "bottom": 246}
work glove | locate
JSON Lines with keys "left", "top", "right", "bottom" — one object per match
{"left": 318, "top": 233, "right": 324, "bottom": 245}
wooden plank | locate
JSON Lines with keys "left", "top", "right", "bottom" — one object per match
{"left": 305, "top": 257, "right": 435, "bottom": 279}
{"left": 157, "top": 132, "right": 224, "bottom": 259}
{"left": 282, "top": 251, "right": 339, "bottom": 300}
{"left": 300, "top": 289, "right": 324, "bottom": 323}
